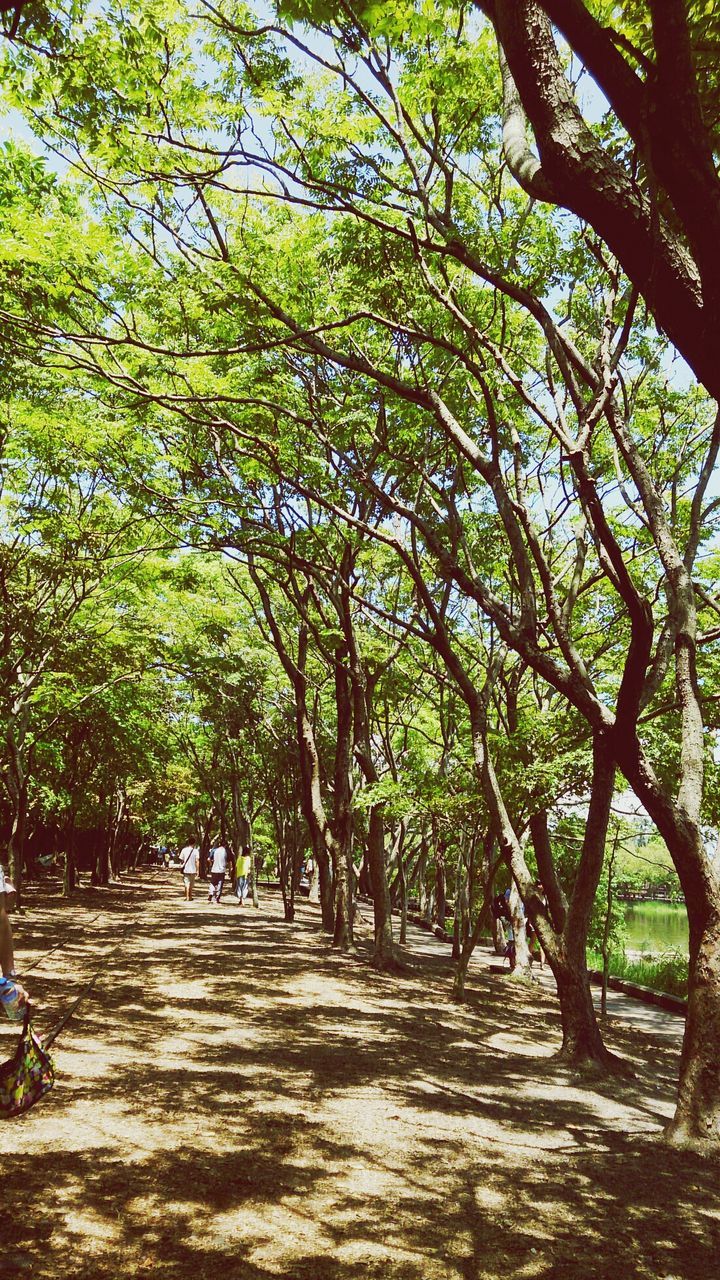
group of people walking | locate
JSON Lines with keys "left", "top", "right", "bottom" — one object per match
{"left": 178, "top": 839, "right": 253, "bottom": 907}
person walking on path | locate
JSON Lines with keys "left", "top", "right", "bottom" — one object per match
{"left": 179, "top": 839, "right": 200, "bottom": 902}
{"left": 207, "top": 841, "right": 229, "bottom": 904}
{"left": 235, "top": 847, "right": 251, "bottom": 906}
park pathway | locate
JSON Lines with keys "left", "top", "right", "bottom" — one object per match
{"left": 0, "top": 871, "right": 717, "bottom": 1280}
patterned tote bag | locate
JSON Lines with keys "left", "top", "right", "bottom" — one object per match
{"left": 0, "top": 1007, "right": 55, "bottom": 1119}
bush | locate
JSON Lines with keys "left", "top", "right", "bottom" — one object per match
{"left": 588, "top": 948, "right": 688, "bottom": 999}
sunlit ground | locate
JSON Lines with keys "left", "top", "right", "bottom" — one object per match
{"left": 0, "top": 871, "right": 715, "bottom": 1280}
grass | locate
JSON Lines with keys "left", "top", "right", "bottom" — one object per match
{"left": 589, "top": 948, "right": 689, "bottom": 999}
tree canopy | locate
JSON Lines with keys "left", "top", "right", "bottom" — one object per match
{"left": 1, "top": 0, "right": 720, "bottom": 1155}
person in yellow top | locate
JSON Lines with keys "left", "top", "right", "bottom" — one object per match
{"left": 235, "top": 847, "right": 251, "bottom": 906}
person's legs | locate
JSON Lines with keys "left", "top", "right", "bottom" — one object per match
{"left": 217, "top": 874, "right": 225, "bottom": 902}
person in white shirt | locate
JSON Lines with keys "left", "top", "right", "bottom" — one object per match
{"left": 207, "top": 841, "right": 229, "bottom": 904}
{"left": 179, "top": 840, "right": 200, "bottom": 901}
{"left": 0, "top": 862, "right": 29, "bottom": 1013}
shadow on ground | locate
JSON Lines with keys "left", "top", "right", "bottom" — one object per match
{"left": 0, "top": 872, "right": 716, "bottom": 1280}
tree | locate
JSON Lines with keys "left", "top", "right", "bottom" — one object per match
{"left": 4, "top": 0, "right": 720, "bottom": 1150}
{"left": 477, "top": 0, "right": 720, "bottom": 399}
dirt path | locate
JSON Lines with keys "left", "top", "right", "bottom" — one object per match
{"left": 1, "top": 872, "right": 717, "bottom": 1280}
{"left": 461, "top": 935, "right": 685, "bottom": 1045}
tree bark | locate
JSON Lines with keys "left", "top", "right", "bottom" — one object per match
{"left": 367, "top": 803, "right": 396, "bottom": 970}
{"left": 199, "top": 807, "right": 215, "bottom": 882}
{"left": 434, "top": 832, "right": 447, "bottom": 928}
{"left": 452, "top": 850, "right": 468, "bottom": 961}
{"left": 248, "top": 558, "right": 337, "bottom": 933}
{"left": 106, "top": 789, "right": 125, "bottom": 882}
{"left": 507, "top": 880, "right": 532, "bottom": 981}
{"left": 394, "top": 821, "right": 409, "bottom": 945}
{"left": 331, "top": 645, "right": 355, "bottom": 950}
{"left": 6, "top": 772, "right": 27, "bottom": 908}
{"left": 666, "top": 911, "right": 720, "bottom": 1153}
{"left": 551, "top": 944, "right": 617, "bottom": 1068}
{"left": 489, "top": 0, "right": 720, "bottom": 399}
{"left": 340, "top": 584, "right": 399, "bottom": 970}
{"left": 63, "top": 811, "right": 77, "bottom": 899}
{"left": 472, "top": 700, "right": 619, "bottom": 1066}
{"left": 452, "top": 834, "right": 497, "bottom": 999}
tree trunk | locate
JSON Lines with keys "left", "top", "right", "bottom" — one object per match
{"left": 331, "top": 653, "right": 355, "bottom": 950}
{"left": 63, "top": 812, "right": 77, "bottom": 898}
{"left": 358, "top": 849, "right": 372, "bottom": 896}
{"left": 507, "top": 880, "right": 532, "bottom": 981}
{"left": 282, "top": 849, "right": 296, "bottom": 920}
{"left": 230, "top": 772, "right": 249, "bottom": 861}
{"left": 295, "top": 672, "right": 335, "bottom": 933}
{"left": 473, "top": 713, "right": 619, "bottom": 1066}
{"left": 275, "top": 808, "right": 295, "bottom": 922}
{"left": 337, "top": 572, "right": 398, "bottom": 967}
{"left": 199, "top": 807, "right": 215, "bottom": 881}
{"left": 493, "top": 917, "right": 506, "bottom": 956}
{"left": 6, "top": 773, "right": 27, "bottom": 909}
{"left": 434, "top": 834, "right": 447, "bottom": 928}
{"left": 396, "top": 824, "right": 409, "bottom": 945}
{"left": 5, "top": 700, "right": 30, "bottom": 908}
{"left": 454, "top": 903, "right": 487, "bottom": 1002}
{"left": 317, "top": 851, "right": 334, "bottom": 931}
{"left": 614, "top": 734, "right": 720, "bottom": 1149}
{"left": 412, "top": 832, "right": 429, "bottom": 919}
{"left": 107, "top": 791, "right": 126, "bottom": 881}
{"left": 600, "top": 832, "right": 619, "bottom": 1016}
{"left": 250, "top": 834, "right": 259, "bottom": 908}
{"left": 452, "top": 836, "right": 498, "bottom": 1002}
{"left": 95, "top": 839, "right": 109, "bottom": 886}
{"left": 247, "top": 562, "right": 337, "bottom": 934}
{"left": 665, "top": 909, "right": 720, "bottom": 1153}
{"left": 452, "top": 849, "right": 468, "bottom": 961}
{"left": 551, "top": 945, "right": 620, "bottom": 1069}
{"left": 367, "top": 804, "right": 397, "bottom": 970}
{"left": 333, "top": 864, "right": 353, "bottom": 948}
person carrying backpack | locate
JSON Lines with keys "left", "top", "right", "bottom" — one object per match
{"left": 207, "top": 841, "right": 229, "bottom": 904}
{"left": 178, "top": 839, "right": 200, "bottom": 902}
{"left": 491, "top": 890, "right": 512, "bottom": 924}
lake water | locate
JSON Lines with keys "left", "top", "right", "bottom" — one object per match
{"left": 623, "top": 901, "right": 688, "bottom": 955}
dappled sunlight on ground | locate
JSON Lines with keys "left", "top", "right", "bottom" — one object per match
{"left": 0, "top": 870, "right": 717, "bottom": 1279}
